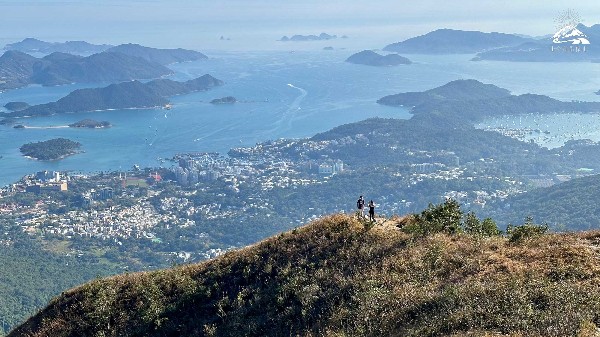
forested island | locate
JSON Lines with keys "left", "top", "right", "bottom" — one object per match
{"left": 210, "top": 96, "right": 237, "bottom": 104}
{"left": 68, "top": 119, "right": 111, "bottom": 128}
{"left": 8, "top": 74, "right": 223, "bottom": 117}
{"left": 19, "top": 138, "right": 82, "bottom": 160}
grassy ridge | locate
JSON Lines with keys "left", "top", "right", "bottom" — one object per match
{"left": 9, "top": 214, "right": 600, "bottom": 337}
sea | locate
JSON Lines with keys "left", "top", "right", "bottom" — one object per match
{"left": 1, "top": 50, "right": 600, "bottom": 186}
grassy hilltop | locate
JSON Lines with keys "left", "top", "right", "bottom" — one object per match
{"left": 8, "top": 203, "right": 600, "bottom": 337}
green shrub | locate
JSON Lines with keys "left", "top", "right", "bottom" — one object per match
{"left": 404, "top": 199, "right": 463, "bottom": 236}
{"left": 463, "top": 212, "right": 501, "bottom": 237}
{"left": 507, "top": 216, "right": 548, "bottom": 243}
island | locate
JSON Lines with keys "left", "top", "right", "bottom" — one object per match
{"left": 345, "top": 50, "right": 411, "bottom": 66}
{"left": 280, "top": 33, "right": 337, "bottom": 41}
{"left": 8, "top": 74, "right": 224, "bottom": 117}
{"left": 68, "top": 119, "right": 111, "bottom": 128}
{"left": 106, "top": 43, "right": 208, "bottom": 65}
{"left": 383, "top": 29, "right": 531, "bottom": 54}
{"left": 20, "top": 138, "right": 82, "bottom": 160}
{"left": 210, "top": 96, "right": 237, "bottom": 104}
{"left": 4, "top": 102, "right": 30, "bottom": 111}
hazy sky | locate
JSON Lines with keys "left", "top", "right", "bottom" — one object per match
{"left": 1, "top": 0, "right": 599, "bottom": 51}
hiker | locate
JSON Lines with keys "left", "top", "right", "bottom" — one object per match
{"left": 356, "top": 195, "right": 365, "bottom": 218}
{"left": 368, "top": 200, "right": 375, "bottom": 222}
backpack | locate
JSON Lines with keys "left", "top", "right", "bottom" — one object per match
{"left": 357, "top": 198, "right": 364, "bottom": 209}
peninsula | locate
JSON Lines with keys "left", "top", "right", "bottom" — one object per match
{"left": 377, "top": 79, "right": 600, "bottom": 121}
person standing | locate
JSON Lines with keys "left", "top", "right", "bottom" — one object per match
{"left": 356, "top": 195, "right": 365, "bottom": 218}
{"left": 368, "top": 200, "right": 375, "bottom": 222}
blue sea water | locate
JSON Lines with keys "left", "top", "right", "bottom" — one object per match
{"left": 1, "top": 50, "right": 600, "bottom": 186}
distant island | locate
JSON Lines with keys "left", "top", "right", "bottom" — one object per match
{"left": 345, "top": 50, "right": 411, "bottom": 66}
{"left": 383, "top": 29, "right": 531, "bottom": 54}
{"left": 8, "top": 74, "right": 224, "bottom": 117}
{"left": 377, "top": 79, "right": 600, "bottom": 121}
{"left": 0, "top": 43, "right": 208, "bottom": 91}
{"left": 210, "top": 96, "right": 237, "bottom": 104}
{"left": 3, "top": 38, "right": 112, "bottom": 54}
{"left": 106, "top": 43, "right": 207, "bottom": 65}
{"left": 20, "top": 138, "right": 81, "bottom": 161}
{"left": 280, "top": 33, "right": 337, "bottom": 41}
{"left": 68, "top": 119, "right": 111, "bottom": 128}
{"left": 3, "top": 101, "right": 29, "bottom": 111}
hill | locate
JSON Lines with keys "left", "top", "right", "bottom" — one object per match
{"left": 345, "top": 50, "right": 411, "bottom": 66}
{"left": 486, "top": 173, "right": 600, "bottom": 230}
{"left": 0, "top": 50, "right": 172, "bottom": 91}
{"left": 9, "top": 213, "right": 600, "bottom": 337}
{"left": 106, "top": 43, "right": 207, "bottom": 65}
{"left": 9, "top": 75, "right": 223, "bottom": 117}
{"left": 3, "top": 38, "right": 112, "bottom": 54}
{"left": 383, "top": 29, "right": 531, "bottom": 54}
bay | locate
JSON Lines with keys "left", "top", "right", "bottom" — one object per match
{"left": 0, "top": 50, "right": 599, "bottom": 186}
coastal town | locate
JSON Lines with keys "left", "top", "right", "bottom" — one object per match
{"left": 0, "top": 131, "right": 592, "bottom": 267}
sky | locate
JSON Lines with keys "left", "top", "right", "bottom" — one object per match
{"left": 1, "top": 0, "right": 600, "bottom": 51}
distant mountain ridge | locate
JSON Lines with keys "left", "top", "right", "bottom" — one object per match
{"left": 0, "top": 50, "right": 171, "bottom": 91}
{"left": 0, "top": 42, "right": 209, "bottom": 91}
{"left": 3, "top": 38, "right": 112, "bottom": 54}
{"left": 345, "top": 50, "right": 411, "bottom": 66}
{"left": 473, "top": 24, "right": 600, "bottom": 62}
{"left": 8, "top": 74, "right": 223, "bottom": 117}
{"left": 383, "top": 29, "right": 532, "bottom": 54}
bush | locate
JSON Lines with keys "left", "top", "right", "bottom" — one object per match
{"left": 463, "top": 212, "right": 501, "bottom": 237}
{"left": 507, "top": 216, "right": 548, "bottom": 243}
{"left": 404, "top": 199, "right": 463, "bottom": 236}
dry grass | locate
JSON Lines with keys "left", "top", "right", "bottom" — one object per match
{"left": 9, "top": 214, "right": 600, "bottom": 337}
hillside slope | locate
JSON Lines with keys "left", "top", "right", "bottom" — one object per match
{"left": 9, "top": 214, "right": 600, "bottom": 337}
